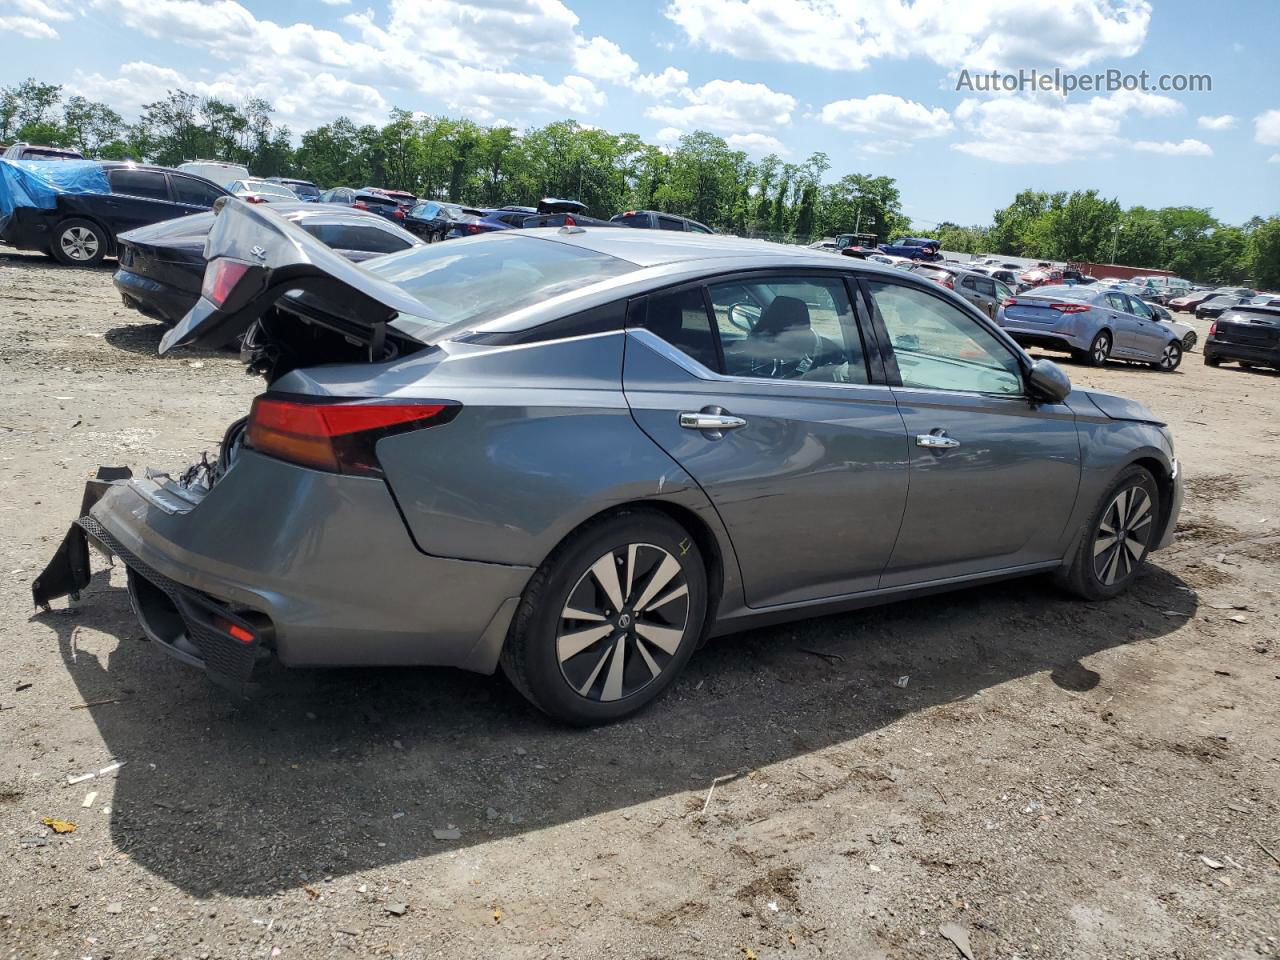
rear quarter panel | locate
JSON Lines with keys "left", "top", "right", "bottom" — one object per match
{"left": 279, "top": 331, "right": 738, "bottom": 576}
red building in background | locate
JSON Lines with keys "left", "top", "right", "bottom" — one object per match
{"left": 1071, "top": 261, "right": 1174, "bottom": 281}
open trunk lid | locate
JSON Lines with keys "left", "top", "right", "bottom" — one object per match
{"left": 159, "top": 199, "right": 442, "bottom": 356}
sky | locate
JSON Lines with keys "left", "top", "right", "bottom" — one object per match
{"left": 3, "top": 0, "right": 1278, "bottom": 227}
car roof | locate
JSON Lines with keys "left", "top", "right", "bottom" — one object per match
{"left": 516, "top": 226, "right": 853, "bottom": 269}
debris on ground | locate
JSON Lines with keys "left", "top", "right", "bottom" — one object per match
{"left": 432, "top": 826, "right": 462, "bottom": 840}
{"left": 939, "top": 922, "right": 976, "bottom": 959}
{"left": 40, "top": 817, "right": 76, "bottom": 834}
{"left": 385, "top": 902, "right": 408, "bottom": 916}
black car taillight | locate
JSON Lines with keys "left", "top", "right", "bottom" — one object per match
{"left": 245, "top": 395, "right": 460, "bottom": 477}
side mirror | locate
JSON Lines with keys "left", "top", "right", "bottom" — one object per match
{"left": 1027, "top": 358, "right": 1071, "bottom": 404}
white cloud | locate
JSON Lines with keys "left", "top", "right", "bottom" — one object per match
{"left": 1269, "top": 153, "right": 1280, "bottom": 164}
{"left": 0, "top": 15, "right": 59, "bottom": 38}
{"left": 727, "top": 132, "right": 788, "bottom": 155}
{"left": 952, "top": 89, "right": 1181, "bottom": 164}
{"left": 1132, "top": 138, "right": 1212, "bottom": 156}
{"left": 632, "top": 67, "right": 689, "bottom": 99}
{"left": 666, "top": 0, "right": 1151, "bottom": 71}
{"left": 318, "top": 0, "right": 350, "bottom": 5}
{"left": 1255, "top": 109, "right": 1280, "bottom": 146}
{"left": 820, "top": 94, "right": 953, "bottom": 143}
{"left": 82, "top": 0, "right": 612, "bottom": 126}
{"left": 1196, "top": 114, "right": 1236, "bottom": 131}
{"left": 572, "top": 35, "right": 639, "bottom": 83}
{"left": 654, "top": 127, "right": 684, "bottom": 144}
{"left": 647, "top": 79, "right": 796, "bottom": 135}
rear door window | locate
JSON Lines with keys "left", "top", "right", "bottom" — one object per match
{"left": 107, "top": 169, "right": 170, "bottom": 200}
{"left": 709, "top": 277, "right": 869, "bottom": 383}
{"left": 301, "top": 221, "right": 415, "bottom": 254}
{"left": 657, "top": 216, "right": 685, "bottom": 231}
{"left": 640, "top": 287, "right": 721, "bottom": 372}
{"left": 170, "top": 176, "right": 223, "bottom": 207}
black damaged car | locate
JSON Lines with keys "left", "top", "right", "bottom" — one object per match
{"left": 115, "top": 200, "right": 425, "bottom": 326}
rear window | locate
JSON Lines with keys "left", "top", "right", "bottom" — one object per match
{"left": 107, "top": 168, "right": 170, "bottom": 200}
{"left": 301, "top": 221, "right": 414, "bottom": 255}
{"left": 612, "top": 213, "right": 650, "bottom": 229}
{"left": 365, "top": 232, "right": 637, "bottom": 329}
{"left": 912, "top": 266, "right": 952, "bottom": 283}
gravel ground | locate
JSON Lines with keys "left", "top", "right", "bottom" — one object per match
{"left": 1, "top": 248, "right": 1277, "bottom": 959}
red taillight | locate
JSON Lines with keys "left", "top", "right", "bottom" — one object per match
{"left": 930, "top": 276, "right": 953, "bottom": 289}
{"left": 1048, "top": 303, "right": 1090, "bottom": 313}
{"left": 214, "top": 616, "right": 255, "bottom": 645}
{"left": 352, "top": 200, "right": 369, "bottom": 210}
{"left": 564, "top": 214, "right": 576, "bottom": 226}
{"left": 245, "top": 195, "right": 268, "bottom": 204}
{"left": 245, "top": 395, "right": 459, "bottom": 476}
{"left": 1208, "top": 321, "right": 1217, "bottom": 336}
{"left": 465, "top": 223, "right": 483, "bottom": 234}
{"left": 1002, "top": 297, "right": 1017, "bottom": 308}
{"left": 393, "top": 208, "right": 405, "bottom": 218}
{"left": 201, "top": 259, "right": 251, "bottom": 307}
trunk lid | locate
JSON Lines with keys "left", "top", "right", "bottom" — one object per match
{"left": 1215, "top": 309, "right": 1280, "bottom": 346}
{"left": 1002, "top": 295, "right": 1083, "bottom": 326}
{"left": 159, "top": 199, "right": 442, "bottom": 356}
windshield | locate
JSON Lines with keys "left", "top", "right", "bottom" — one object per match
{"left": 289, "top": 182, "right": 321, "bottom": 198}
{"left": 364, "top": 232, "right": 638, "bottom": 329}
{"left": 243, "top": 181, "right": 297, "bottom": 199}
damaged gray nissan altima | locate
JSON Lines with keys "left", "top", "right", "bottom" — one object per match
{"left": 34, "top": 201, "right": 1182, "bottom": 725}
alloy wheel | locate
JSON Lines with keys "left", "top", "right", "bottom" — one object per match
{"left": 556, "top": 543, "right": 690, "bottom": 702}
{"left": 1159, "top": 343, "right": 1181, "bottom": 370}
{"left": 1092, "top": 486, "right": 1154, "bottom": 586}
{"left": 60, "top": 226, "right": 99, "bottom": 261}
{"left": 1092, "top": 333, "right": 1110, "bottom": 365}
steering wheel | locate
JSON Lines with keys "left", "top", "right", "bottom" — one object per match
{"left": 727, "top": 302, "right": 761, "bottom": 332}
{"left": 743, "top": 329, "right": 822, "bottom": 379}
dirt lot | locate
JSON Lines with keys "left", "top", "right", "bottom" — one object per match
{"left": 1, "top": 248, "right": 1277, "bottom": 960}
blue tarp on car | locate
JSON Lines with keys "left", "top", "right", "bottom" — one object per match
{"left": 0, "top": 159, "right": 111, "bottom": 230}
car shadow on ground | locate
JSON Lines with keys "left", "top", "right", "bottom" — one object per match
{"left": 102, "top": 322, "right": 232, "bottom": 361}
{"left": 32, "top": 560, "right": 1196, "bottom": 898}
{"left": 0, "top": 250, "right": 115, "bottom": 271}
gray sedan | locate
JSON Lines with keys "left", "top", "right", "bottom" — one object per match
{"left": 998, "top": 284, "right": 1186, "bottom": 370}
{"left": 34, "top": 204, "right": 1182, "bottom": 724}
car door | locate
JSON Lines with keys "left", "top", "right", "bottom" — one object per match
{"left": 1102, "top": 292, "right": 1145, "bottom": 357}
{"left": 858, "top": 276, "right": 1082, "bottom": 586}
{"left": 1123, "top": 295, "right": 1168, "bottom": 358}
{"left": 623, "top": 274, "right": 911, "bottom": 607}
{"left": 102, "top": 168, "right": 182, "bottom": 235}
{"left": 168, "top": 174, "right": 225, "bottom": 216}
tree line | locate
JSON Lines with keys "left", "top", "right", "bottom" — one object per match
{"left": 2, "top": 76, "right": 1277, "bottom": 287}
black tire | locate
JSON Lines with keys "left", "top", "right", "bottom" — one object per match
{"left": 1181, "top": 332, "right": 1197, "bottom": 352}
{"left": 1084, "top": 330, "right": 1111, "bottom": 367}
{"left": 50, "top": 218, "right": 109, "bottom": 267}
{"left": 500, "top": 508, "right": 708, "bottom": 725}
{"left": 1204, "top": 354, "right": 1220, "bottom": 367}
{"left": 1239, "top": 361, "right": 1254, "bottom": 370}
{"left": 1055, "top": 465, "right": 1160, "bottom": 601}
{"left": 1153, "top": 340, "right": 1182, "bottom": 372}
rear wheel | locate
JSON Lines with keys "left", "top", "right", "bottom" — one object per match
{"left": 1204, "top": 354, "right": 1221, "bottom": 367}
{"left": 1181, "top": 332, "right": 1197, "bottom": 352}
{"left": 1083, "top": 331, "right": 1111, "bottom": 367}
{"left": 1154, "top": 341, "right": 1182, "bottom": 372}
{"left": 1056, "top": 465, "right": 1160, "bottom": 600}
{"left": 1239, "top": 361, "right": 1254, "bottom": 370}
{"left": 51, "top": 218, "right": 108, "bottom": 267}
{"left": 501, "top": 509, "right": 708, "bottom": 725}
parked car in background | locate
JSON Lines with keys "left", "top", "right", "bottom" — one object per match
{"left": 998, "top": 284, "right": 1185, "bottom": 370}
{"left": 3, "top": 142, "right": 85, "bottom": 161}
{"left": 176, "top": 160, "right": 250, "bottom": 189}
{"left": 265, "top": 177, "right": 321, "bottom": 201}
{"left": 909, "top": 262, "right": 1012, "bottom": 318}
{"left": 609, "top": 210, "right": 714, "bottom": 233}
{"left": 1168, "top": 290, "right": 1215, "bottom": 311}
{"left": 35, "top": 203, "right": 1182, "bottom": 724}
{"left": 1146, "top": 301, "right": 1198, "bottom": 352}
{"left": 226, "top": 179, "right": 299, "bottom": 203}
{"left": 362, "top": 187, "right": 418, "bottom": 210}
{"left": 0, "top": 161, "right": 229, "bottom": 266}
{"left": 319, "top": 187, "right": 405, "bottom": 222}
{"left": 521, "top": 211, "right": 618, "bottom": 229}
{"left": 1204, "top": 305, "right": 1280, "bottom": 371}
{"left": 877, "top": 237, "right": 940, "bottom": 260}
{"left": 404, "top": 200, "right": 480, "bottom": 241}
{"left": 968, "top": 264, "right": 1020, "bottom": 287}
{"left": 114, "top": 200, "right": 423, "bottom": 326}
{"left": 1248, "top": 294, "right": 1280, "bottom": 307}
{"left": 1196, "top": 294, "right": 1253, "bottom": 319}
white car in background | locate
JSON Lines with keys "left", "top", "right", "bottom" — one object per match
{"left": 226, "top": 179, "right": 300, "bottom": 203}
{"left": 176, "top": 160, "right": 250, "bottom": 188}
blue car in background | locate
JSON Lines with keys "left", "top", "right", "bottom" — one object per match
{"left": 878, "top": 237, "right": 941, "bottom": 260}
{"left": 998, "top": 284, "right": 1186, "bottom": 371}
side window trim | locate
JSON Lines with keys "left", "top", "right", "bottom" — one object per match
{"left": 856, "top": 275, "right": 1030, "bottom": 397}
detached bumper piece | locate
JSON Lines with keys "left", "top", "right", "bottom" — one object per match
{"left": 32, "top": 471, "right": 269, "bottom": 695}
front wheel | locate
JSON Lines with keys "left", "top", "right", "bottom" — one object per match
{"left": 51, "top": 218, "right": 108, "bottom": 267}
{"left": 500, "top": 509, "right": 708, "bottom": 725}
{"left": 1154, "top": 340, "right": 1182, "bottom": 372}
{"left": 1056, "top": 465, "right": 1160, "bottom": 600}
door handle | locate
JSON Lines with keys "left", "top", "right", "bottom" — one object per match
{"left": 680, "top": 412, "right": 747, "bottom": 431}
{"left": 916, "top": 433, "right": 960, "bottom": 449}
